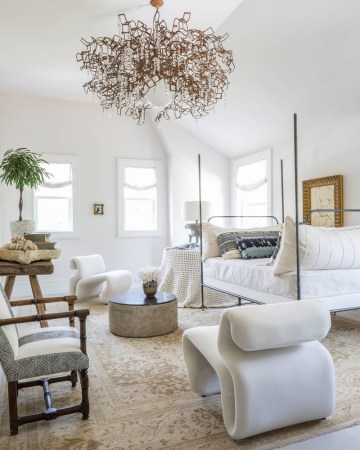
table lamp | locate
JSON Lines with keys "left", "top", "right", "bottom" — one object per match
{"left": 182, "top": 201, "right": 211, "bottom": 243}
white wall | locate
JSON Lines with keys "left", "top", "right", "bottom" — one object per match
{"left": 4, "top": 94, "right": 356, "bottom": 299}
{"left": 158, "top": 123, "right": 231, "bottom": 245}
{"left": 271, "top": 113, "right": 360, "bottom": 225}
{"left": 0, "top": 93, "right": 231, "bottom": 297}
{"left": 0, "top": 93, "right": 169, "bottom": 296}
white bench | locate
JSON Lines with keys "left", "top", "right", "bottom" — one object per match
{"left": 69, "top": 254, "right": 133, "bottom": 304}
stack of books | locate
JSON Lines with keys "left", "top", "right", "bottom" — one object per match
{"left": 24, "top": 233, "right": 57, "bottom": 250}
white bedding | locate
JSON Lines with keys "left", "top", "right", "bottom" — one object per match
{"left": 203, "top": 257, "right": 360, "bottom": 309}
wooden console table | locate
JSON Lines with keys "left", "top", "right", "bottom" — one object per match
{"left": 0, "top": 260, "right": 54, "bottom": 327}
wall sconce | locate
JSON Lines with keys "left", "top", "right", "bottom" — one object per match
{"left": 182, "top": 201, "right": 211, "bottom": 243}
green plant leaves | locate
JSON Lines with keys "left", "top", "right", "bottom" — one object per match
{"left": 0, "top": 147, "right": 52, "bottom": 220}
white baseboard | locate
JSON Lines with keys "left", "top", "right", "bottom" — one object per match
{"left": 0, "top": 276, "right": 140, "bottom": 299}
{"left": 0, "top": 277, "right": 69, "bottom": 299}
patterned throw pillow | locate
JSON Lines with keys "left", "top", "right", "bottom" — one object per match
{"left": 236, "top": 235, "right": 279, "bottom": 260}
{"left": 216, "top": 231, "right": 243, "bottom": 259}
{"left": 216, "top": 227, "right": 281, "bottom": 260}
{"left": 268, "top": 233, "right": 282, "bottom": 265}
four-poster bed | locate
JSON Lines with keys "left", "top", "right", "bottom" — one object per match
{"left": 198, "top": 114, "right": 360, "bottom": 313}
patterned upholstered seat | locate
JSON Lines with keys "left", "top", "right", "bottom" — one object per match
{"left": 0, "top": 284, "right": 90, "bottom": 435}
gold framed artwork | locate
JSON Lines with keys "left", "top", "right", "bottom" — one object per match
{"left": 302, "top": 175, "right": 343, "bottom": 227}
{"left": 94, "top": 204, "right": 104, "bottom": 215}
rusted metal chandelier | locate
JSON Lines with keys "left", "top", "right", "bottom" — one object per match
{"left": 77, "top": 0, "right": 234, "bottom": 124}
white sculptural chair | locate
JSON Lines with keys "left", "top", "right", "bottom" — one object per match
{"left": 183, "top": 300, "right": 335, "bottom": 440}
{"left": 69, "top": 254, "right": 133, "bottom": 304}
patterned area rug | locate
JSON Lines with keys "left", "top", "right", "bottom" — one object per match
{"left": 1, "top": 302, "right": 360, "bottom": 449}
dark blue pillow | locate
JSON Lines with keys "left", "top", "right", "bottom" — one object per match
{"left": 236, "top": 236, "right": 278, "bottom": 260}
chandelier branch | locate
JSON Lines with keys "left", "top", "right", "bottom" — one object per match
{"left": 77, "top": 3, "right": 235, "bottom": 124}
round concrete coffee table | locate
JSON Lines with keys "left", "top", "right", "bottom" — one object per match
{"left": 109, "top": 291, "right": 177, "bottom": 337}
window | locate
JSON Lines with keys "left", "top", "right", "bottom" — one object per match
{"left": 118, "top": 159, "right": 162, "bottom": 237}
{"left": 232, "top": 149, "right": 272, "bottom": 228}
{"left": 28, "top": 155, "right": 79, "bottom": 238}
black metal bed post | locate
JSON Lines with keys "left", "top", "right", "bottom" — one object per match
{"left": 294, "top": 114, "right": 301, "bottom": 300}
{"left": 280, "top": 159, "right": 285, "bottom": 223}
{"left": 198, "top": 154, "right": 205, "bottom": 310}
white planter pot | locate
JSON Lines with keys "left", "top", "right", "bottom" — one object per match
{"left": 10, "top": 220, "right": 35, "bottom": 237}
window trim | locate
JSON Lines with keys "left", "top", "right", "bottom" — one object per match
{"left": 118, "top": 158, "right": 163, "bottom": 238}
{"left": 25, "top": 154, "right": 80, "bottom": 239}
{"left": 231, "top": 149, "right": 272, "bottom": 222}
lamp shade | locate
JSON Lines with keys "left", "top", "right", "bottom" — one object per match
{"left": 146, "top": 80, "right": 172, "bottom": 108}
{"left": 182, "top": 201, "right": 211, "bottom": 221}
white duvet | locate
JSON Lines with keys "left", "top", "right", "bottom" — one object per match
{"left": 203, "top": 257, "right": 360, "bottom": 299}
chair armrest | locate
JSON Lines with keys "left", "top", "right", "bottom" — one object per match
{"left": 0, "top": 309, "right": 90, "bottom": 354}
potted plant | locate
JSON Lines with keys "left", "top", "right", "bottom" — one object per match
{"left": 0, "top": 147, "right": 52, "bottom": 235}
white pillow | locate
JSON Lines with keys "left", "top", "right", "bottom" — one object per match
{"left": 201, "top": 223, "right": 222, "bottom": 261}
{"left": 274, "top": 216, "right": 360, "bottom": 275}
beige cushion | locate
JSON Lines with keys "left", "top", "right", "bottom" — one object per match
{"left": 274, "top": 216, "right": 360, "bottom": 275}
{"left": 201, "top": 223, "right": 222, "bottom": 261}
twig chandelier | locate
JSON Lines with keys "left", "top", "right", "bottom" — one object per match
{"left": 77, "top": 0, "right": 234, "bottom": 124}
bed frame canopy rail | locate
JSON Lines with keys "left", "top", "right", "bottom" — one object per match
{"left": 293, "top": 112, "right": 360, "bottom": 311}
{"left": 305, "top": 209, "right": 360, "bottom": 224}
{"left": 198, "top": 115, "right": 360, "bottom": 312}
{"left": 207, "top": 215, "right": 279, "bottom": 224}
{"left": 197, "top": 147, "right": 284, "bottom": 309}
{"left": 199, "top": 214, "right": 281, "bottom": 309}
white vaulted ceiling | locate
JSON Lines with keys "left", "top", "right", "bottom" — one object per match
{"left": 0, "top": 0, "right": 359, "bottom": 156}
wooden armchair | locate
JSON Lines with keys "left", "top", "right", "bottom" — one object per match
{"left": 0, "top": 284, "right": 90, "bottom": 435}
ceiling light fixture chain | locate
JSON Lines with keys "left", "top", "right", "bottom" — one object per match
{"left": 77, "top": 0, "right": 234, "bottom": 124}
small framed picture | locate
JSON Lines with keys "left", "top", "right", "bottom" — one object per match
{"left": 94, "top": 204, "right": 104, "bottom": 215}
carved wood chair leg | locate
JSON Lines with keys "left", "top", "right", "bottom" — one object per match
{"left": 79, "top": 369, "right": 89, "bottom": 420}
{"left": 8, "top": 381, "right": 19, "bottom": 435}
{"left": 70, "top": 370, "right": 78, "bottom": 387}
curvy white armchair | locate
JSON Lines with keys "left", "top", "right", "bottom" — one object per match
{"left": 183, "top": 300, "right": 335, "bottom": 440}
{"left": 69, "top": 254, "right": 133, "bottom": 304}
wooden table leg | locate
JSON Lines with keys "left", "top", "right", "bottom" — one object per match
{"left": 29, "top": 275, "right": 48, "bottom": 328}
{"left": 4, "top": 276, "right": 16, "bottom": 299}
